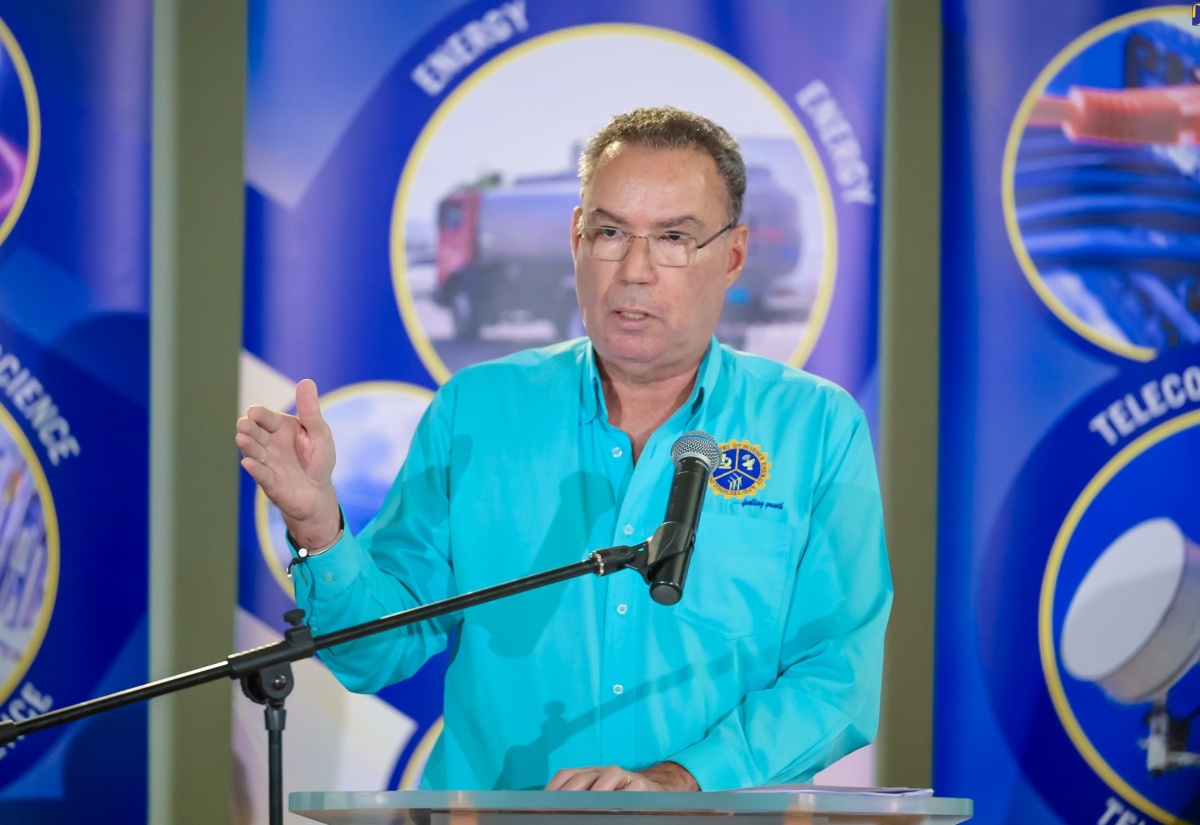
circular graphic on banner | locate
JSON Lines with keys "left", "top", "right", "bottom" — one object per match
{"left": 0, "top": 16, "right": 40, "bottom": 247}
{"left": 256, "top": 382, "right": 433, "bottom": 595}
{"left": 1003, "top": 8, "right": 1200, "bottom": 363}
{"left": 391, "top": 25, "right": 836, "bottom": 383}
{"left": 978, "top": 351, "right": 1200, "bottom": 825}
{"left": 1041, "top": 413, "right": 1200, "bottom": 824}
{"left": 0, "top": 405, "right": 58, "bottom": 706}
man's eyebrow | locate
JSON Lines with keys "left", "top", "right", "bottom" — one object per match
{"left": 585, "top": 208, "right": 705, "bottom": 231}
{"left": 652, "top": 215, "right": 703, "bottom": 231}
{"left": 585, "top": 208, "right": 627, "bottom": 226}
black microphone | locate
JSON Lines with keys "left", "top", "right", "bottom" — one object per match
{"left": 648, "top": 431, "right": 721, "bottom": 606}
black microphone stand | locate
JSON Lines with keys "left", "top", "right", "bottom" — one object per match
{"left": 0, "top": 539, "right": 674, "bottom": 825}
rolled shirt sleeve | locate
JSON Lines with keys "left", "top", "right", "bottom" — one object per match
{"left": 290, "top": 380, "right": 461, "bottom": 694}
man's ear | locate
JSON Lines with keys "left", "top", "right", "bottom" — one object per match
{"left": 570, "top": 206, "right": 584, "bottom": 257}
{"left": 724, "top": 223, "right": 749, "bottom": 287}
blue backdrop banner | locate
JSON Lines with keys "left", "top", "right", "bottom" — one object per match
{"left": 240, "top": 0, "right": 887, "bottom": 814}
{"left": 939, "top": 3, "right": 1200, "bottom": 824}
{"left": 0, "top": 1, "right": 151, "bottom": 822}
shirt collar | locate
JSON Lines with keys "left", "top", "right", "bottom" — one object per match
{"left": 580, "top": 339, "right": 603, "bottom": 423}
{"left": 578, "top": 336, "right": 722, "bottom": 424}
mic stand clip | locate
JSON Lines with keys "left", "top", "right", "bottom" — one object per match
{"left": 589, "top": 519, "right": 685, "bottom": 580}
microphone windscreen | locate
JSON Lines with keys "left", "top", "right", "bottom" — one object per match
{"left": 670, "top": 431, "right": 720, "bottom": 470}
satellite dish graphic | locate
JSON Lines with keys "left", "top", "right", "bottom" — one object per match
{"left": 1061, "top": 517, "right": 1200, "bottom": 774}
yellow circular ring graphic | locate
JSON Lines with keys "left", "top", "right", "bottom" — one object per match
{"left": 0, "top": 15, "right": 39, "bottom": 247}
{"left": 390, "top": 23, "right": 838, "bottom": 385}
{"left": 1002, "top": 5, "right": 1193, "bottom": 363}
{"left": 397, "top": 716, "right": 443, "bottom": 790}
{"left": 1039, "top": 408, "right": 1200, "bottom": 825}
{"left": 255, "top": 380, "right": 435, "bottom": 598}
{"left": 0, "top": 403, "right": 59, "bottom": 706}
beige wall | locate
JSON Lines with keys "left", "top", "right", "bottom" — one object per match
{"left": 877, "top": 0, "right": 941, "bottom": 789}
{"left": 149, "top": 1, "right": 244, "bottom": 823}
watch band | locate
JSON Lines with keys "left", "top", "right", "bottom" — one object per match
{"left": 285, "top": 512, "right": 345, "bottom": 578}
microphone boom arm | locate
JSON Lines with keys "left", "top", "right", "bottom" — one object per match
{"left": 0, "top": 538, "right": 668, "bottom": 825}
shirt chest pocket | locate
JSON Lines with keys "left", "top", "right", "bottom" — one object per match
{"left": 670, "top": 512, "right": 794, "bottom": 640}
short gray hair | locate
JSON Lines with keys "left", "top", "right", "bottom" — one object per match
{"left": 578, "top": 106, "right": 746, "bottom": 224}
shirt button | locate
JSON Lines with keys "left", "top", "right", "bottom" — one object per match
{"left": 612, "top": 684, "right": 624, "bottom": 695}
{"left": 616, "top": 603, "right": 628, "bottom": 615}
{"left": 622, "top": 524, "right": 634, "bottom": 536}
{"left": 611, "top": 446, "right": 623, "bottom": 458}
{"left": 322, "top": 572, "right": 335, "bottom": 583}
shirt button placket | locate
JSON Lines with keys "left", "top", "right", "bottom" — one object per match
{"left": 602, "top": 432, "right": 640, "bottom": 767}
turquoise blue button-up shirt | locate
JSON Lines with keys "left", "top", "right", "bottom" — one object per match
{"left": 291, "top": 337, "right": 892, "bottom": 791}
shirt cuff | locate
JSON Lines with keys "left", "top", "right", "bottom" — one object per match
{"left": 668, "top": 731, "right": 756, "bottom": 791}
{"left": 286, "top": 513, "right": 372, "bottom": 597}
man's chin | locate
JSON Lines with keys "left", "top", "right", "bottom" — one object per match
{"left": 591, "top": 336, "right": 706, "bottom": 383}
{"left": 592, "top": 332, "right": 663, "bottom": 365}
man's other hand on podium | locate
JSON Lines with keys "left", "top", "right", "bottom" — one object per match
{"left": 545, "top": 761, "right": 700, "bottom": 791}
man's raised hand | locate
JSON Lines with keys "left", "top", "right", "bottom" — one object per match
{"left": 236, "top": 378, "right": 341, "bottom": 550}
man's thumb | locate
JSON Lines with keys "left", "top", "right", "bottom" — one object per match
{"left": 294, "top": 379, "right": 328, "bottom": 432}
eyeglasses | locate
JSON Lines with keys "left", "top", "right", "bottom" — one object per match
{"left": 578, "top": 221, "right": 735, "bottom": 267}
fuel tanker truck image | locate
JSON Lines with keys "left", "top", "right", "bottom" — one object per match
{"left": 433, "top": 165, "right": 803, "bottom": 341}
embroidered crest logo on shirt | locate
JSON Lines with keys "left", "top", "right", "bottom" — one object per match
{"left": 709, "top": 440, "right": 771, "bottom": 498}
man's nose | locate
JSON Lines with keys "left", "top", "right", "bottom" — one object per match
{"left": 619, "top": 236, "right": 657, "bottom": 283}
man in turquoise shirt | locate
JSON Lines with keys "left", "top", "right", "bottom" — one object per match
{"left": 237, "top": 107, "right": 892, "bottom": 792}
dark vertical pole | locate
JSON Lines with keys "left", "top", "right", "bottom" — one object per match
{"left": 266, "top": 706, "right": 287, "bottom": 825}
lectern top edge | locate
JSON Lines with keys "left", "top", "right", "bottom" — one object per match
{"left": 290, "top": 788, "right": 974, "bottom": 820}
